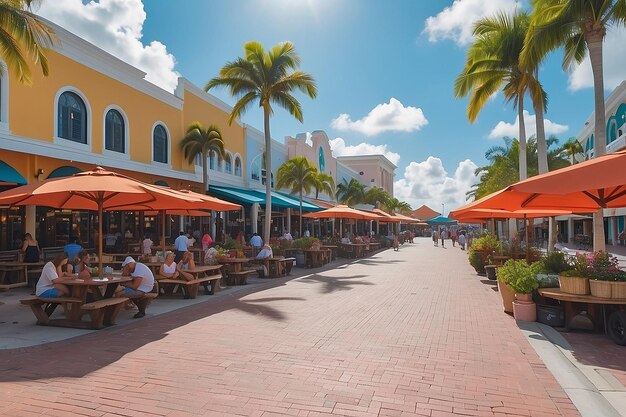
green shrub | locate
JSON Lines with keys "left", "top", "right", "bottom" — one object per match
{"left": 292, "top": 237, "right": 320, "bottom": 250}
{"left": 223, "top": 237, "right": 242, "bottom": 250}
{"left": 467, "top": 233, "right": 501, "bottom": 273}
{"left": 542, "top": 251, "right": 571, "bottom": 274}
{"left": 468, "top": 249, "right": 486, "bottom": 274}
{"left": 496, "top": 259, "right": 542, "bottom": 294}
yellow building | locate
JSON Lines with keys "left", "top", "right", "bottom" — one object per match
{"left": 0, "top": 21, "right": 250, "bottom": 249}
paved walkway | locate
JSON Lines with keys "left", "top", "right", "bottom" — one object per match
{"left": 0, "top": 240, "right": 580, "bottom": 417}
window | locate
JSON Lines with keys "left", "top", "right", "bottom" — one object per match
{"left": 209, "top": 150, "right": 216, "bottom": 170}
{"left": 58, "top": 92, "right": 87, "bottom": 144}
{"left": 251, "top": 161, "right": 260, "bottom": 181}
{"left": 194, "top": 153, "right": 202, "bottom": 166}
{"left": 153, "top": 124, "right": 168, "bottom": 163}
{"left": 234, "top": 157, "right": 242, "bottom": 177}
{"left": 105, "top": 109, "right": 125, "bottom": 153}
{"left": 217, "top": 154, "right": 223, "bottom": 171}
{"left": 225, "top": 154, "right": 232, "bottom": 174}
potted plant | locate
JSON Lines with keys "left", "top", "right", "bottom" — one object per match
{"left": 292, "top": 237, "right": 321, "bottom": 266}
{"left": 467, "top": 233, "right": 501, "bottom": 275}
{"left": 584, "top": 251, "right": 626, "bottom": 299}
{"left": 559, "top": 253, "right": 591, "bottom": 295}
{"left": 537, "top": 251, "right": 570, "bottom": 288}
{"left": 498, "top": 259, "right": 542, "bottom": 321}
{"left": 223, "top": 237, "right": 242, "bottom": 257}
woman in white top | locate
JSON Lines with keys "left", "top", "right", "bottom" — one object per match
{"left": 159, "top": 252, "right": 180, "bottom": 280}
{"left": 142, "top": 235, "right": 153, "bottom": 255}
{"left": 36, "top": 253, "right": 74, "bottom": 298}
{"left": 175, "top": 251, "right": 195, "bottom": 281}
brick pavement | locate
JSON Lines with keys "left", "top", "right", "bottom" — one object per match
{"left": 0, "top": 239, "right": 580, "bottom": 417}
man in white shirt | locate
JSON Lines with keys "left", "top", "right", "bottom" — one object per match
{"left": 283, "top": 231, "right": 293, "bottom": 241}
{"left": 250, "top": 233, "right": 263, "bottom": 248}
{"left": 174, "top": 232, "right": 189, "bottom": 263}
{"left": 256, "top": 244, "right": 273, "bottom": 260}
{"left": 120, "top": 256, "right": 155, "bottom": 318}
{"left": 304, "top": 229, "right": 310, "bottom": 237}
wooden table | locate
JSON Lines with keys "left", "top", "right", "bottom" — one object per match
{"left": 0, "top": 261, "right": 44, "bottom": 290}
{"left": 252, "top": 258, "right": 289, "bottom": 278}
{"left": 218, "top": 258, "right": 254, "bottom": 285}
{"left": 339, "top": 243, "right": 367, "bottom": 258}
{"left": 320, "top": 245, "right": 338, "bottom": 261}
{"left": 304, "top": 249, "right": 330, "bottom": 268}
{"left": 188, "top": 247, "right": 205, "bottom": 264}
{"left": 538, "top": 288, "right": 626, "bottom": 342}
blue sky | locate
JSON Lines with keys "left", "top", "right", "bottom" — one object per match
{"left": 38, "top": 0, "right": 626, "bottom": 211}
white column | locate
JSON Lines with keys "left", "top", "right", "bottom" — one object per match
{"left": 25, "top": 205, "right": 36, "bottom": 237}
{"left": 567, "top": 217, "right": 575, "bottom": 245}
{"left": 286, "top": 208, "right": 291, "bottom": 234}
{"left": 611, "top": 216, "right": 618, "bottom": 246}
{"left": 251, "top": 203, "right": 259, "bottom": 234}
{"left": 179, "top": 216, "right": 185, "bottom": 233}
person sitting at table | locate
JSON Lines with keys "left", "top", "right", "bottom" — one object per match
{"left": 64, "top": 237, "right": 83, "bottom": 271}
{"left": 159, "top": 251, "right": 180, "bottom": 280}
{"left": 201, "top": 231, "right": 213, "bottom": 250}
{"left": 204, "top": 245, "right": 219, "bottom": 265}
{"left": 175, "top": 251, "right": 195, "bottom": 281}
{"left": 119, "top": 256, "right": 155, "bottom": 318}
{"left": 75, "top": 250, "right": 93, "bottom": 280}
{"left": 142, "top": 234, "right": 153, "bottom": 255}
{"left": 256, "top": 244, "right": 273, "bottom": 260}
{"left": 250, "top": 233, "right": 263, "bottom": 249}
{"left": 173, "top": 231, "right": 189, "bottom": 263}
{"left": 20, "top": 233, "right": 40, "bottom": 263}
{"left": 187, "top": 232, "right": 196, "bottom": 248}
{"left": 35, "top": 253, "right": 75, "bottom": 298}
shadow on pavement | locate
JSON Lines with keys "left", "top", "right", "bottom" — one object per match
{"left": 298, "top": 274, "right": 373, "bottom": 294}
{"left": 356, "top": 259, "right": 405, "bottom": 266}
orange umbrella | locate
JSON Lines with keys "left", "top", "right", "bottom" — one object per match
{"left": 0, "top": 167, "right": 207, "bottom": 276}
{"left": 303, "top": 205, "right": 382, "bottom": 220}
{"left": 143, "top": 209, "right": 212, "bottom": 216}
{"left": 391, "top": 213, "right": 420, "bottom": 223}
{"left": 450, "top": 208, "right": 572, "bottom": 220}
{"left": 371, "top": 208, "right": 401, "bottom": 223}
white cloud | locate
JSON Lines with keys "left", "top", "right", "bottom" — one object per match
{"left": 568, "top": 26, "right": 626, "bottom": 92}
{"left": 330, "top": 98, "right": 428, "bottom": 137}
{"left": 36, "top": 0, "right": 180, "bottom": 92}
{"left": 394, "top": 157, "right": 479, "bottom": 212}
{"left": 488, "top": 110, "right": 568, "bottom": 140}
{"left": 423, "top": 0, "right": 519, "bottom": 46}
{"left": 329, "top": 137, "right": 400, "bottom": 166}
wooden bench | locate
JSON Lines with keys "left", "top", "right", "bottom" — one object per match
{"left": 282, "top": 257, "right": 296, "bottom": 274}
{"left": 157, "top": 274, "right": 222, "bottom": 299}
{"left": 80, "top": 297, "right": 128, "bottom": 329}
{"left": 20, "top": 297, "right": 83, "bottom": 327}
{"left": 125, "top": 281, "right": 159, "bottom": 318}
{"left": 225, "top": 270, "right": 254, "bottom": 286}
{"left": 42, "top": 247, "right": 65, "bottom": 262}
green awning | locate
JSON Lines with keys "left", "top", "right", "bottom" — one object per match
{"left": 209, "top": 186, "right": 265, "bottom": 206}
{"left": 47, "top": 166, "right": 81, "bottom": 179}
{"left": 0, "top": 161, "right": 27, "bottom": 185}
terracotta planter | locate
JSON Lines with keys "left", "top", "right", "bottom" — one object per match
{"left": 513, "top": 300, "right": 537, "bottom": 322}
{"left": 590, "top": 280, "right": 612, "bottom": 298}
{"left": 497, "top": 280, "right": 515, "bottom": 314}
{"left": 611, "top": 281, "right": 626, "bottom": 299}
{"left": 559, "top": 275, "right": 590, "bottom": 295}
{"left": 515, "top": 293, "right": 533, "bottom": 302}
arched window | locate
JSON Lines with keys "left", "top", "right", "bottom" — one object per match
{"left": 105, "top": 109, "right": 125, "bottom": 153}
{"left": 217, "top": 154, "right": 223, "bottom": 171}
{"left": 234, "top": 157, "right": 242, "bottom": 176}
{"left": 225, "top": 154, "right": 232, "bottom": 174}
{"left": 209, "top": 150, "right": 216, "bottom": 170}
{"left": 194, "top": 153, "right": 202, "bottom": 166}
{"left": 58, "top": 92, "right": 87, "bottom": 144}
{"left": 153, "top": 124, "right": 168, "bottom": 163}
{"left": 250, "top": 161, "right": 260, "bottom": 181}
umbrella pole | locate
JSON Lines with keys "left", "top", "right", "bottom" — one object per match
{"left": 98, "top": 197, "right": 103, "bottom": 278}
{"left": 525, "top": 214, "right": 530, "bottom": 263}
{"left": 161, "top": 209, "right": 166, "bottom": 258}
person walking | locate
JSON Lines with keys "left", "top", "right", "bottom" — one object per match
{"left": 173, "top": 231, "right": 189, "bottom": 264}
{"left": 450, "top": 229, "right": 457, "bottom": 247}
{"left": 458, "top": 232, "right": 466, "bottom": 250}
{"left": 432, "top": 229, "right": 438, "bottom": 247}
{"left": 440, "top": 228, "right": 446, "bottom": 248}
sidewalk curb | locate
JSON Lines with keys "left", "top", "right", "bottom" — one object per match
{"left": 518, "top": 321, "right": 625, "bottom": 417}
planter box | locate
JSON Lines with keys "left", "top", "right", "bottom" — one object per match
{"left": 497, "top": 280, "right": 515, "bottom": 314}
{"left": 612, "top": 281, "right": 626, "bottom": 299}
{"left": 559, "top": 275, "right": 590, "bottom": 295}
{"left": 485, "top": 265, "right": 497, "bottom": 280}
{"left": 512, "top": 300, "right": 536, "bottom": 322}
{"left": 590, "top": 280, "right": 612, "bottom": 298}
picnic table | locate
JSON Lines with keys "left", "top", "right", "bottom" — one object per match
{"left": 538, "top": 288, "right": 626, "bottom": 345}
{"left": 157, "top": 265, "right": 222, "bottom": 298}
{"left": 251, "top": 257, "right": 291, "bottom": 278}
{"left": 0, "top": 261, "right": 45, "bottom": 290}
{"left": 339, "top": 243, "right": 367, "bottom": 258}
{"left": 20, "top": 275, "right": 132, "bottom": 329}
{"left": 218, "top": 257, "right": 255, "bottom": 285}
{"left": 320, "top": 245, "right": 338, "bottom": 261}
{"left": 304, "top": 249, "right": 330, "bottom": 268}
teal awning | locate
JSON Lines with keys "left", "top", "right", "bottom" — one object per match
{"left": 47, "top": 166, "right": 81, "bottom": 179}
{"left": 209, "top": 186, "right": 265, "bottom": 206}
{"left": 0, "top": 161, "right": 27, "bottom": 185}
{"left": 208, "top": 186, "right": 321, "bottom": 211}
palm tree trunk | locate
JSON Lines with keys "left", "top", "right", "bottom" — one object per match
{"left": 202, "top": 150, "right": 209, "bottom": 194}
{"left": 587, "top": 31, "right": 607, "bottom": 252}
{"left": 518, "top": 96, "right": 527, "bottom": 181}
{"left": 535, "top": 103, "right": 548, "bottom": 175}
{"left": 299, "top": 190, "right": 303, "bottom": 238}
{"left": 263, "top": 105, "right": 272, "bottom": 244}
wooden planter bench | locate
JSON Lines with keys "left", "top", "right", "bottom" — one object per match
{"left": 157, "top": 274, "right": 221, "bottom": 299}
{"left": 20, "top": 296, "right": 84, "bottom": 327}
{"left": 80, "top": 297, "right": 128, "bottom": 329}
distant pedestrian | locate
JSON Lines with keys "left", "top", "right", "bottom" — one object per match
{"left": 450, "top": 230, "right": 457, "bottom": 247}
{"left": 458, "top": 233, "right": 466, "bottom": 250}
{"left": 440, "top": 229, "right": 447, "bottom": 248}
{"left": 432, "top": 230, "right": 438, "bottom": 247}
{"left": 393, "top": 234, "right": 399, "bottom": 251}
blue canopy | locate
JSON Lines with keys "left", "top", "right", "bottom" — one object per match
{"left": 0, "top": 161, "right": 27, "bottom": 185}
{"left": 425, "top": 215, "right": 458, "bottom": 225}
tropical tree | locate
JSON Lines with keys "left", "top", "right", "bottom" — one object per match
{"left": 275, "top": 156, "right": 318, "bottom": 237}
{"left": 336, "top": 178, "right": 366, "bottom": 206}
{"left": 455, "top": 11, "right": 547, "bottom": 181}
{"left": 180, "top": 122, "right": 226, "bottom": 195}
{"left": 312, "top": 171, "right": 335, "bottom": 200}
{"left": 524, "top": 0, "right": 626, "bottom": 251}
{"left": 0, "top": 0, "right": 54, "bottom": 85}
{"left": 206, "top": 41, "right": 317, "bottom": 243}
{"left": 364, "top": 187, "right": 391, "bottom": 209}
{"left": 560, "top": 138, "right": 584, "bottom": 164}
{"left": 384, "top": 197, "right": 412, "bottom": 214}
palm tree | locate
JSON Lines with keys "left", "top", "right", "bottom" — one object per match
{"left": 312, "top": 171, "right": 335, "bottom": 200}
{"left": 560, "top": 138, "right": 584, "bottom": 164}
{"left": 206, "top": 41, "right": 317, "bottom": 243}
{"left": 336, "top": 178, "right": 366, "bottom": 206}
{"left": 524, "top": 0, "right": 626, "bottom": 251}
{"left": 0, "top": 0, "right": 54, "bottom": 85}
{"left": 364, "top": 187, "right": 390, "bottom": 209}
{"left": 384, "top": 197, "right": 411, "bottom": 214}
{"left": 455, "top": 11, "right": 547, "bottom": 181}
{"left": 275, "top": 156, "right": 317, "bottom": 237}
{"left": 180, "top": 122, "right": 226, "bottom": 195}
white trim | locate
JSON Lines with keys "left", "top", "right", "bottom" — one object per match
{"left": 102, "top": 105, "right": 130, "bottom": 160}
{"left": 0, "top": 61, "right": 9, "bottom": 132}
{"left": 176, "top": 78, "right": 242, "bottom": 125}
{"left": 53, "top": 86, "right": 92, "bottom": 152}
{"left": 151, "top": 121, "right": 171, "bottom": 168}
{"left": 224, "top": 151, "right": 233, "bottom": 175}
